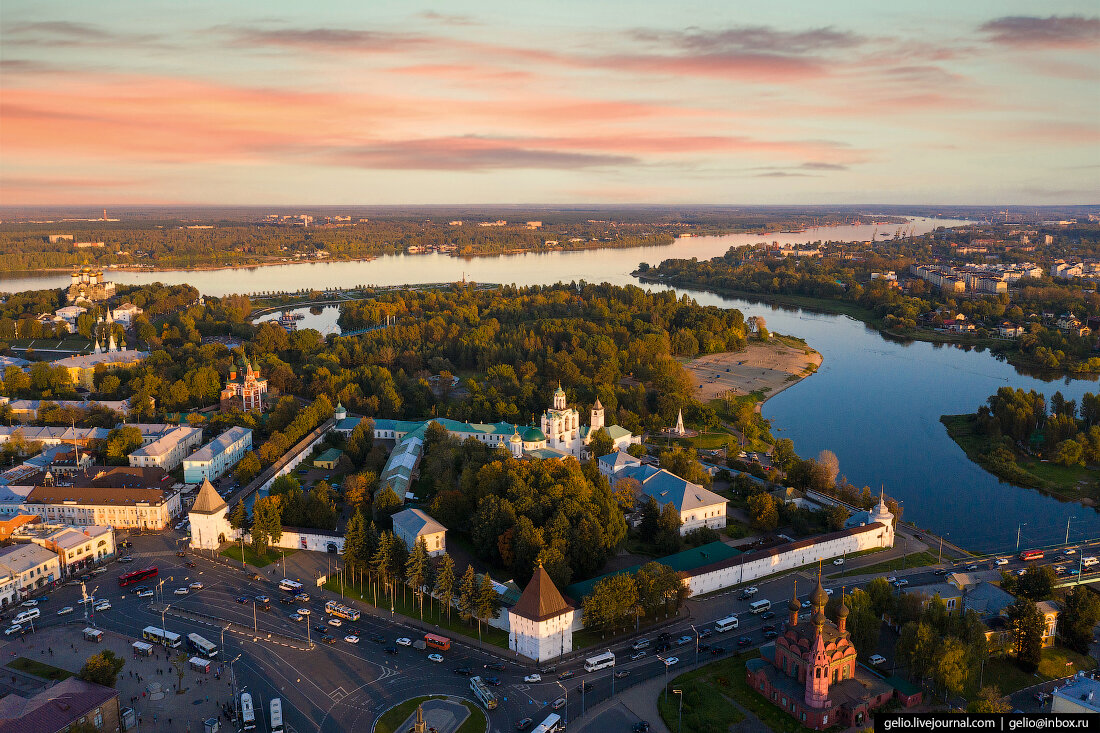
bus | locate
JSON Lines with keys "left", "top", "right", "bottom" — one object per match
{"left": 531, "top": 713, "right": 564, "bottom": 733}
{"left": 424, "top": 633, "right": 451, "bottom": 651}
{"left": 270, "top": 698, "right": 284, "bottom": 733}
{"left": 583, "top": 651, "right": 615, "bottom": 672}
{"left": 142, "top": 626, "right": 182, "bottom": 648}
{"left": 187, "top": 632, "right": 218, "bottom": 658}
{"left": 240, "top": 693, "right": 256, "bottom": 731}
{"left": 749, "top": 599, "right": 771, "bottom": 614}
{"left": 469, "top": 676, "right": 498, "bottom": 710}
{"left": 714, "top": 615, "right": 739, "bottom": 633}
{"left": 118, "top": 566, "right": 158, "bottom": 587}
{"left": 1019, "top": 550, "right": 1045, "bottom": 562}
{"left": 278, "top": 579, "right": 303, "bottom": 594}
{"left": 324, "top": 600, "right": 361, "bottom": 622}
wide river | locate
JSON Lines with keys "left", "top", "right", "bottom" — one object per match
{"left": 8, "top": 218, "right": 1098, "bottom": 552}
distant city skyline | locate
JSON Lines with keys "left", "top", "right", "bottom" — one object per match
{"left": 1, "top": 1, "right": 1097, "bottom": 206}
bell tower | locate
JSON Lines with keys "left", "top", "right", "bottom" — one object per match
{"left": 804, "top": 564, "right": 832, "bottom": 709}
{"left": 590, "top": 398, "right": 605, "bottom": 432}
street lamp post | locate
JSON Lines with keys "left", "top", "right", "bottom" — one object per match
{"left": 658, "top": 655, "right": 670, "bottom": 702}
{"left": 1066, "top": 516, "right": 1077, "bottom": 546}
{"left": 1016, "top": 523, "right": 1027, "bottom": 552}
{"left": 221, "top": 623, "right": 230, "bottom": 652}
{"left": 161, "top": 604, "right": 170, "bottom": 635}
{"left": 690, "top": 624, "right": 699, "bottom": 666}
{"left": 673, "top": 688, "right": 683, "bottom": 733}
{"left": 253, "top": 601, "right": 258, "bottom": 633}
{"left": 555, "top": 681, "right": 569, "bottom": 727}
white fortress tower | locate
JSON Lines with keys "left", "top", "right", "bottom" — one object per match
{"left": 188, "top": 478, "right": 232, "bottom": 550}
{"left": 508, "top": 564, "right": 575, "bottom": 662}
{"left": 590, "top": 398, "right": 604, "bottom": 432}
{"left": 869, "top": 490, "right": 895, "bottom": 548}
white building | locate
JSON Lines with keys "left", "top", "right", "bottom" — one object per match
{"left": 1052, "top": 673, "right": 1100, "bottom": 714}
{"left": 25, "top": 468, "right": 181, "bottom": 530}
{"left": 128, "top": 426, "right": 203, "bottom": 471}
{"left": 0, "top": 543, "right": 61, "bottom": 603}
{"left": 391, "top": 508, "right": 447, "bottom": 557}
{"left": 54, "top": 306, "right": 87, "bottom": 325}
{"left": 15, "top": 523, "right": 115, "bottom": 577}
{"left": 183, "top": 426, "right": 253, "bottom": 484}
{"left": 187, "top": 478, "right": 231, "bottom": 551}
{"left": 508, "top": 565, "right": 575, "bottom": 662}
{"left": 604, "top": 459, "right": 728, "bottom": 535}
{"left": 539, "top": 387, "right": 636, "bottom": 458}
{"left": 111, "top": 303, "right": 143, "bottom": 325}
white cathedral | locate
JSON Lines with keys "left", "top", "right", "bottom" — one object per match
{"left": 529, "top": 384, "right": 637, "bottom": 458}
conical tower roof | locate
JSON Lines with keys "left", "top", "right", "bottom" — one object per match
{"left": 190, "top": 478, "right": 228, "bottom": 514}
{"left": 593, "top": 397, "right": 603, "bottom": 410}
{"left": 510, "top": 565, "right": 572, "bottom": 622}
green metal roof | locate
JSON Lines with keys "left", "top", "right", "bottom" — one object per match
{"left": 522, "top": 426, "right": 546, "bottom": 442}
{"left": 314, "top": 448, "right": 344, "bottom": 464}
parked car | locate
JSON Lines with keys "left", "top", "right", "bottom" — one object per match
{"left": 524, "top": 673, "right": 542, "bottom": 683}
{"left": 515, "top": 718, "right": 533, "bottom": 731}
{"left": 428, "top": 653, "right": 444, "bottom": 663}
{"left": 869, "top": 654, "right": 887, "bottom": 666}
{"left": 396, "top": 637, "right": 412, "bottom": 646}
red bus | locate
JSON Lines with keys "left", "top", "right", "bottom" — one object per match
{"left": 424, "top": 633, "right": 451, "bottom": 651}
{"left": 1019, "top": 550, "right": 1045, "bottom": 562}
{"left": 118, "top": 566, "right": 158, "bottom": 587}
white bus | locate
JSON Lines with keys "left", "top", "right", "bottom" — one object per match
{"left": 187, "top": 632, "right": 218, "bottom": 659}
{"left": 749, "top": 599, "right": 771, "bottom": 614}
{"left": 270, "top": 698, "right": 284, "bottom": 733}
{"left": 240, "top": 692, "right": 256, "bottom": 731}
{"left": 278, "top": 579, "right": 303, "bottom": 594}
{"left": 470, "top": 676, "right": 498, "bottom": 710}
{"left": 531, "top": 713, "right": 564, "bottom": 733}
{"left": 142, "top": 626, "right": 182, "bottom": 648}
{"left": 1083, "top": 556, "right": 1099, "bottom": 568}
{"left": 583, "top": 650, "right": 615, "bottom": 672}
{"left": 715, "top": 615, "right": 739, "bottom": 632}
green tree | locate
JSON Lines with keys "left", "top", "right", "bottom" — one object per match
{"left": 405, "top": 537, "right": 432, "bottom": 619}
{"left": 638, "top": 495, "right": 661, "bottom": 541}
{"left": 658, "top": 447, "right": 712, "bottom": 486}
{"left": 582, "top": 572, "right": 639, "bottom": 633}
{"left": 105, "top": 426, "right": 143, "bottom": 465}
{"left": 434, "top": 553, "right": 456, "bottom": 621}
{"left": 1016, "top": 565, "right": 1056, "bottom": 601}
{"left": 746, "top": 492, "right": 779, "bottom": 531}
{"left": 824, "top": 504, "right": 849, "bottom": 531}
{"left": 968, "top": 686, "right": 1011, "bottom": 714}
{"left": 896, "top": 621, "right": 937, "bottom": 681}
{"left": 933, "top": 637, "right": 970, "bottom": 696}
{"left": 475, "top": 572, "right": 502, "bottom": 634}
{"left": 844, "top": 589, "right": 880, "bottom": 657}
{"left": 234, "top": 451, "right": 261, "bottom": 484}
{"left": 458, "top": 564, "right": 478, "bottom": 621}
{"left": 1060, "top": 585, "right": 1100, "bottom": 654}
{"left": 79, "top": 649, "right": 125, "bottom": 687}
{"left": 1055, "top": 438, "right": 1084, "bottom": 466}
{"left": 656, "top": 502, "right": 682, "bottom": 554}
{"left": 772, "top": 438, "right": 798, "bottom": 472}
{"left": 588, "top": 428, "right": 615, "bottom": 459}
{"left": 372, "top": 531, "right": 397, "bottom": 596}
{"left": 229, "top": 503, "right": 249, "bottom": 531}
{"left": 343, "top": 510, "right": 366, "bottom": 574}
{"left": 1006, "top": 597, "right": 1044, "bottom": 672}
{"left": 373, "top": 485, "right": 403, "bottom": 522}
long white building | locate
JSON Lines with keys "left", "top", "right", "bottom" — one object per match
{"left": 183, "top": 426, "right": 253, "bottom": 484}
{"left": 128, "top": 426, "right": 203, "bottom": 471}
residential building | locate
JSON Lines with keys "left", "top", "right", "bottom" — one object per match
{"left": 603, "top": 460, "right": 727, "bottom": 534}
{"left": 0, "top": 677, "right": 121, "bottom": 733}
{"left": 52, "top": 341, "right": 148, "bottom": 389}
{"left": 508, "top": 565, "right": 575, "bottom": 662}
{"left": 391, "top": 508, "right": 446, "bottom": 557}
{"left": 746, "top": 573, "right": 919, "bottom": 729}
{"left": 1051, "top": 673, "right": 1100, "bottom": 714}
{"left": 182, "top": 426, "right": 253, "bottom": 484}
{"left": 0, "top": 425, "right": 109, "bottom": 448}
{"left": 24, "top": 466, "right": 180, "bottom": 530}
{"left": 110, "top": 302, "right": 143, "bottom": 324}
{"left": 0, "top": 514, "right": 41, "bottom": 541}
{"left": 0, "top": 355, "right": 30, "bottom": 371}
{"left": 0, "top": 543, "right": 61, "bottom": 601}
{"left": 22, "top": 444, "right": 94, "bottom": 474}
{"left": 54, "top": 305, "right": 87, "bottom": 325}
{"left": 996, "top": 322, "right": 1025, "bottom": 338}
{"left": 15, "top": 522, "right": 115, "bottom": 576}
{"left": 904, "top": 578, "right": 1061, "bottom": 648}
{"left": 0, "top": 398, "right": 137, "bottom": 421}
{"left": 128, "top": 426, "right": 203, "bottom": 471}
{"left": 219, "top": 357, "right": 268, "bottom": 412}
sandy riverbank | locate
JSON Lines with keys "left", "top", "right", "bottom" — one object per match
{"left": 683, "top": 338, "right": 822, "bottom": 402}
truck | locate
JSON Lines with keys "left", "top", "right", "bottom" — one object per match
{"left": 412, "top": 639, "right": 427, "bottom": 651}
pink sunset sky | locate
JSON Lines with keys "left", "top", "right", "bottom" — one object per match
{"left": 1, "top": 0, "right": 1097, "bottom": 205}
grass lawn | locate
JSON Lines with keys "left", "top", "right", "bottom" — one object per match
{"left": 374, "top": 696, "right": 446, "bottom": 733}
{"left": 830, "top": 551, "right": 940, "bottom": 579}
{"left": 965, "top": 647, "right": 1096, "bottom": 698}
{"left": 7, "top": 657, "right": 73, "bottom": 681}
{"left": 656, "top": 673, "right": 744, "bottom": 733}
{"left": 324, "top": 576, "right": 509, "bottom": 649}
{"left": 660, "top": 651, "right": 806, "bottom": 733}
{"left": 220, "top": 544, "right": 297, "bottom": 568}
{"left": 722, "top": 520, "right": 753, "bottom": 540}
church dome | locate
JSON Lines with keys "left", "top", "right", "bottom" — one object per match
{"left": 837, "top": 598, "right": 849, "bottom": 618}
{"left": 522, "top": 426, "right": 546, "bottom": 442}
{"left": 787, "top": 594, "right": 801, "bottom": 614}
{"left": 811, "top": 576, "right": 828, "bottom": 608}
{"left": 510, "top": 431, "right": 523, "bottom": 443}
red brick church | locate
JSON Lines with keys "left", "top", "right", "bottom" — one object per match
{"left": 219, "top": 356, "right": 268, "bottom": 412}
{"left": 745, "top": 571, "right": 920, "bottom": 729}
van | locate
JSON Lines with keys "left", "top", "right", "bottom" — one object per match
{"left": 1082, "top": 556, "right": 1098, "bottom": 568}
{"left": 749, "top": 600, "right": 771, "bottom": 614}
{"left": 14, "top": 609, "right": 40, "bottom": 624}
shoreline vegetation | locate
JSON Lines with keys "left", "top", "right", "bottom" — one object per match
{"left": 681, "top": 338, "right": 822, "bottom": 405}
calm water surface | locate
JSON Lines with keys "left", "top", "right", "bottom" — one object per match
{"left": 8, "top": 218, "right": 1096, "bottom": 550}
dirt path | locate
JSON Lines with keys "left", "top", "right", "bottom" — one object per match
{"left": 684, "top": 339, "right": 822, "bottom": 402}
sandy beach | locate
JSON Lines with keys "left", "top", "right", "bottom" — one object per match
{"left": 683, "top": 339, "right": 822, "bottom": 402}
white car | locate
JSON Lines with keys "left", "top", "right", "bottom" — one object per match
{"left": 189, "top": 582, "right": 204, "bottom": 590}
{"left": 869, "top": 654, "right": 887, "bottom": 666}
{"left": 524, "top": 673, "right": 542, "bottom": 683}
{"left": 327, "top": 618, "right": 342, "bottom": 627}
{"left": 825, "top": 588, "right": 834, "bottom": 595}
{"left": 886, "top": 576, "right": 897, "bottom": 583}
{"left": 344, "top": 635, "right": 359, "bottom": 644}
{"left": 832, "top": 558, "right": 844, "bottom": 566}
{"left": 289, "top": 613, "right": 303, "bottom": 622}
{"left": 745, "top": 586, "right": 758, "bottom": 595}
{"left": 174, "top": 587, "right": 188, "bottom": 596}
{"left": 994, "top": 558, "right": 1009, "bottom": 566}
{"left": 396, "top": 637, "right": 412, "bottom": 646}
{"left": 3, "top": 625, "right": 21, "bottom": 636}
{"left": 663, "top": 657, "right": 679, "bottom": 666}
{"left": 1016, "top": 569, "right": 1028, "bottom": 577}
{"left": 93, "top": 600, "right": 111, "bottom": 611}
{"left": 136, "top": 589, "right": 154, "bottom": 598}
{"left": 1065, "top": 549, "right": 1078, "bottom": 555}
{"left": 893, "top": 579, "right": 909, "bottom": 587}
{"left": 427, "top": 653, "right": 444, "bottom": 663}
{"left": 19, "top": 600, "right": 38, "bottom": 608}
{"left": 56, "top": 606, "right": 74, "bottom": 616}
{"left": 297, "top": 608, "right": 311, "bottom": 616}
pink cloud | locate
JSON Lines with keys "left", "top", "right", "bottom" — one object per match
{"left": 980, "top": 15, "right": 1100, "bottom": 48}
